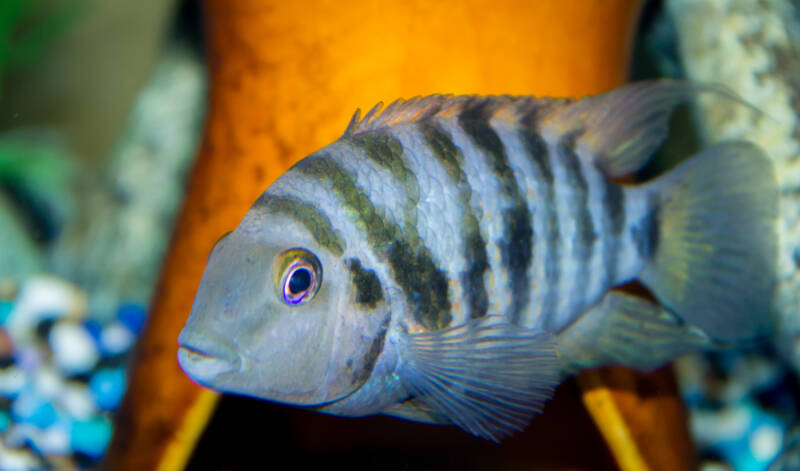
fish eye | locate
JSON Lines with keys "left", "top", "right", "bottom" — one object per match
{"left": 276, "top": 248, "right": 322, "bottom": 306}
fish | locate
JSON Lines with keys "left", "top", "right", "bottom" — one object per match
{"left": 177, "top": 81, "right": 779, "bottom": 442}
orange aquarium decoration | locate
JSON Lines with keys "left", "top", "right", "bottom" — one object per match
{"left": 103, "top": 1, "right": 695, "bottom": 470}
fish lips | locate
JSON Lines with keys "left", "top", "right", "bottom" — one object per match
{"left": 177, "top": 334, "right": 242, "bottom": 386}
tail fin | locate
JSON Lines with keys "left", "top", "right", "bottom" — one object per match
{"left": 639, "top": 141, "right": 778, "bottom": 342}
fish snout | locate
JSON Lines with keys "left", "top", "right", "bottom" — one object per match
{"left": 177, "top": 333, "right": 241, "bottom": 385}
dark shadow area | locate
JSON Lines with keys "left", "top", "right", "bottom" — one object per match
{"left": 187, "top": 379, "right": 617, "bottom": 471}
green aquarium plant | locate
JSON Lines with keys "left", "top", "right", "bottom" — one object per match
{"left": 0, "top": 0, "right": 84, "bottom": 280}
{"left": 0, "top": 0, "right": 86, "bottom": 97}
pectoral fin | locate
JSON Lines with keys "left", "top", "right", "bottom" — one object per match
{"left": 397, "top": 315, "right": 559, "bottom": 442}
{"left": 558, "top": 291, "right": 714, "bottom": 376}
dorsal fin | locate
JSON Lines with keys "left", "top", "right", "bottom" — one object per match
{"left": 343, "top": 81, "right": 753, "bottom": 179}
{"left": 343, "top": 94, "right": 570, "bottom": 137}
{"left": 538, "top": 80, "right": 756, "bottom": 178}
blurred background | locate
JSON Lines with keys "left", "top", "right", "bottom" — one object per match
{"left": 0, "top": 1, "right": 204, "bottom": 468}
{"left": 0, "top": 1, "right": 797, "bottom": 470}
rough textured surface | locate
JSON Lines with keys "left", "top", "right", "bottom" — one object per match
{"left": 50, "top": 44, "right": 205, "bottom": 322}
{"left": 668, "top": 0, "right": 800, "bottom": 366}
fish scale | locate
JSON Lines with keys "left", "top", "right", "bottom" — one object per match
{"left": 436, "top": 117, "right": 512, "bottom": 323}
{"left": 461, "top": 101, "right": 534, "bottom": 327}
{"left": 388, "top": 124, "right": 470, "bottom": 324}
{"left": 519, "top": 128, "right": 562, "bottom": 328}
{"left": 489, "top": 121, "right": 543, "bottom": 324}
{"left": 277, "top": 108, "right": 648, "bottom": 334}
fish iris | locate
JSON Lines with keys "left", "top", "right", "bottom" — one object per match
{"left": 277, "top": 248, "right": 322, "bottom": 306}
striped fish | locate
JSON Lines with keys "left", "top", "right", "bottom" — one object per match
{"left": 178, "top": 81, "right": 778, "bottom": 441}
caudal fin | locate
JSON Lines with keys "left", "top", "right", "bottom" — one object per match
{"left": 639, "top": 141, "right": 778, "bottom": 342}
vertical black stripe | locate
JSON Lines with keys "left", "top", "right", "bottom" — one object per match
{"left": 420, "top": 121, "right": 489, "bottom": 320}
{"left": 350, "top": 311, "right": 391, "bottom": 385}
{"left": 557, "top": 133, "right": 597, "bottom": 321}
{"left": 632, "top": 194, "right": 660, "bottom": 261}
{"left": 519, "top": 129, "right": 560, "bottom": 319}
{"left": 343, "top": 130, "right": 420, "bottom": 232}
{"left": 292, "top": 153, "right": 452, "bottom": 330}
{"left": 600, "top": 174, "right": 626, "bottom": 286}
{"left": 346, "top": 258, "right": 384, "bottom": 308}
{"left": 458, "top": 100, "right": 533, "bottom": 324}
{"left": 559, "top": 133, "right": 596, "bottom": 255}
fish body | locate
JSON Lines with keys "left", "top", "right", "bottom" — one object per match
{"left": 178, "top": 81, "right": 778, "bottom": 441}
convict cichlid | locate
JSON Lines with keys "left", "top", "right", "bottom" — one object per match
{"left": 178, "top": 81, "right": 778, "bottom": 441}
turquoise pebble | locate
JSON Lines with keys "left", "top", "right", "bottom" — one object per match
{"left": 714, "top": 404, "right": 784, "bottom": 471}
{"left": 70, "top": 416, "right": 112, "bottom": 459}
{"left": 717, "top": 441, "right": 761, "bottom": 471}
{"left": 0, "top": 410, "right": 9, "bottom": 432}
{"left": 0, "top": 301, "right": 13, "bottom": 325}
{"left": 89, "top": 369, "right": 126, "bottom": 411}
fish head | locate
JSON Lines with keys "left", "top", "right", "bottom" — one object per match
{"left": 178, "top": 206, "right": 393, "bottom": 407}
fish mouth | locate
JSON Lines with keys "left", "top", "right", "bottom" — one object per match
{"left": 177, "top": 341, "right": 241, "bottom": 385}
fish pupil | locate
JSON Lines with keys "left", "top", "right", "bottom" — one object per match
{"left": 289, "top": 268, "right": 312, "bottom": 294}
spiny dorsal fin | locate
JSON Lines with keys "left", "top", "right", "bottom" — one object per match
{"left": 343, "top": 94, "right": 570, "bottom": 137}
{"left": 344, "top": 81, "right": 754, "bottom": 180}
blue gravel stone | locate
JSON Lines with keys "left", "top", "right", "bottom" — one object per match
{"left": 116, "top": 303, "right": 146, "bottom": 334}
{"left": 70, "top": 416, "right": 112, "bottom": 459}
{"left": 89, "top": 369, "right": 126, "bottom": 411}
{"left": 12, "top": 392, "right": 58, "bottom": 429}
{"left": 0, "top": 410, "right": 10, "bottom": 432}
{"left": 0, "top": 301, "right": 13, "bottom": 325}
{"left": 83, "top": 320, "right": 104, "bottom": 345}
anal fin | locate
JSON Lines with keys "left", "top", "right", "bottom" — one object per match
{"left": 397, "top": 315, "right": 559, "bottom": 442}
{"left": 558, "top": 291, "right": 714, "bottom": 377}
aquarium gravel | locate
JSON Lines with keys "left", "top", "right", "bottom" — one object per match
{"left": 676, "top": 351, "right": 798, "bottom": 470}
{"left": 0, "top": 276, "right": 142, "bottom": 469}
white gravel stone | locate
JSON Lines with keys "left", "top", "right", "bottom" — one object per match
{"left": 33, "top": 366, "right": 63, "bottom": 399}
{"left": 100, "top": 321, "right": 135, "bottom": 355}
{"left": 6, "top": 276, "right": 87, "bottom": 342}
{"left": 750, "top": 423, "right": 783, "bottom": 462}
{"left": 0, "top": 441, "right": 42, "bottom": 471}
{"left": 0, "top": 366, "right": 26, "bottom": 397}
{"left": 58, "top": 382, "right": 97, "bottom": 420}
{"left": 36, "top": 422, "right": 72, "bottom": 456}
{"left": 49, "top": 322, "right": 99, "bottom": 375}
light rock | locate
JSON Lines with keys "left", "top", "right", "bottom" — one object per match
{"left": 49, "top": 322, "right": 99, "bottom": 375}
